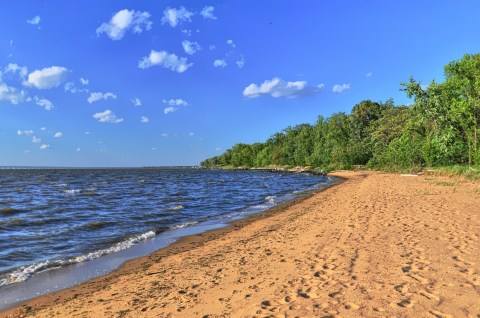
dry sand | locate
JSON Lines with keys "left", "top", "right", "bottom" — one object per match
{"left": 2, "top": 171, "right": 480, "bottom": 318}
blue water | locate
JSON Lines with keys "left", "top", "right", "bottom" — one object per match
{"left": 0, "top": 168, "right": 333, "bottom": 288}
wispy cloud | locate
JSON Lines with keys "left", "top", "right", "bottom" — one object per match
{"left": 93, "top": 110, "right": 123, "bottom": 123}
{"left": 243, "top": 77, "right": 323, "bottom": 98}
{"left": 97, "top": 9, "right": 152, "bottom": 40}
{"left": 164, "top": 106, "right": 177, "bottom": 114}
{"left": 162, "top": 7, "right": 193, "bottom": 27}
{"left": 236, "top": 56, "right": 245, "bottom": 69}
{"left": 17, "top": 130, "right": 34, "bottom": 136}
{"left": 131, "top": 97, "right": 142, "bottom": 106}
{"left": 138, "top": 50, "right": 193, "bottom": 73}
{"left": 40, "top": 144, "right": 50, "bottom": 150}
{"left": 226, "top": 39, "right": 236, "bottom": 48}
{"left": 25, "top": 66, "right": 69, "bottom": 89}
{"left": 87, "top": 92, "right": 117, "bottom": 104}
{"left": 34, "top": 97, "right": 54, "bottom": 110}
{"left": 140, "top": 116, "right": 149, "bottom": 123}
{"left": 200, "top": 6, "right": 217, "bottom": 20}
{"left": 182, "top": 40, "right": 201, "bottom": 55}
{"left": 332, "top": 83, "right": 351, "bottom": 93}
{"left": 0, "top": 82, "right": 26, "bottom": 104}
{"left": 5, "top": 63, "right": 28, "bottom": 78}
{"left": 213, "top": 59, "right": 227, "bottom": 68}
{"left": 64, "top": 81, "right": 89, "bottom": 94}
{"left": 54, "top": 132, "right": 63, "bottom": 138}
{"left": 27, "top": 16, "right": 41, "bottom": 25}
{"left": 162, "top": 98, "right": 188, "bottom": 106}
{"left": 32, "top": 136, "right": 42, "bottom": 144}
{"left": 80, "top": 77, "right": 89, "bottom": 85}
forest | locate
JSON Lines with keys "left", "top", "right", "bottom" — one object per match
{"left": 201, "top": 54, "right": 480, "bottom": 172}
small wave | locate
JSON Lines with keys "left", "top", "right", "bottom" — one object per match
{"left": 0, "top": 230, "right": 156, "bottom": 287}
{"left": 264, "top": 196, "right": 276, "bottom": 204}
{"left": 62, "top": 189, "right": 80, "bottom": 194}
{"left": 170, "top": 220, "right": 198, "bottom": 230}
{"left": 0, "top": 208, "right": 23, "bottom": 215}
{"left": 167, "top": 204, "right": 185, "bottom": 211}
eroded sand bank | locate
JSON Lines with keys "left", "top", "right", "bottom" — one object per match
{"left": 3, "top": 171, "right": 480, "bottom": 317}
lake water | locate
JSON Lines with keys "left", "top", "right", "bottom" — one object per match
{"left": 0, "top": 168, "right": 335, "bottom": 308}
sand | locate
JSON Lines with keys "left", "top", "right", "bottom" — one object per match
{"left": 2, "top": 171, "right": 480, "bottom": 318}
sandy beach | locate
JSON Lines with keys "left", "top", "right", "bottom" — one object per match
{"left": 2, "top": 170, "right": 480, "bottom": 318}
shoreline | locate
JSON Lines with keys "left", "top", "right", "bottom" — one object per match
{"left": 3, "top": 170, "right": 480, "bottom": 317}
{"left": 0, "top": 174, "right": 341, "bottom": 317}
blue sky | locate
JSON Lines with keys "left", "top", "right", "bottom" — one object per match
{"left": 1, "top": 1, "right": 480, "bottom": 167}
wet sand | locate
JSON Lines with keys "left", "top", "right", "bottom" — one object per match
{"left": 2, "top": 171, "right": 480, "bottom": 317}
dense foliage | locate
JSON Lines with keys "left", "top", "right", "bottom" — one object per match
{"left": 201, "top": 54, "right": 480, "bottom": 170}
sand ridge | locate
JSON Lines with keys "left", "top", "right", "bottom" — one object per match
{"left": 2, "top": 171, "right": 480, "bottom": 317}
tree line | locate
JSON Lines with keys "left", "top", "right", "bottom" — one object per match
{"left": 201, "top": 54, "right": 480, "bottom": 170}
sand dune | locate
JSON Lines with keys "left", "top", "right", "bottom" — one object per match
{"left": 2, "top": 171, "right": 480, "bottom": 317}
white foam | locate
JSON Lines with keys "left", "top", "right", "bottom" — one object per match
{"left": 167, "top": 204, "right": 184, "bottom": 211}
{"left": 0, "top": 230, "right": 156, "bottom": 287}
{"left": 62, "top": 189, "right": 80, "bottom": 194}
{"left": 264, "top": 195, "right": 276, "bottom": 204}
{"left": 170, "top": 221, "right": 198, "bottom": 230}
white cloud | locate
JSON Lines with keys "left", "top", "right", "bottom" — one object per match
{"left": 162, "top": 7, "right": 193, "bottom": 27}
{"left": 161, "top": 133, "right": 168, "bottom": 137}
{"left": 80, "top": 77, "right": 89, "bottom": 85}
{"left": 76, "top": 148, "right": 81, "bottom": 152}
{"left": 27, "top": 16, "right": 41, "bottom": 25}
{"left": 366, "top": 72, "right": 373, "bottom": 78}
{"left": 40, "top": 144, "right": 49, "bottom": 150}
{"left": 17, "top": 130, "right": 34, "bottom": 136}
{"left": 164, "top": 107, "right": 177, "bottom": 114}
{"left": 85, "top": 131, "right": 91, "bottom": 135}
{"left": 243, "top": 77, "right": 322, "bottom": 99}
{"left": 138, "top": 50, "right": 192, "bottom": 73}
{"left": 317, "top": 83, "right": 325, "bottom": 89}
{"left": 182, "top": 40, "right": 201, "bottom": 55}
{"left": 5, "top": 63, "right": 28, "bottom": 78}
{"left": 0, "top": 82, "right": 26, "bottom": 104}
{"left": 162, "top": 98, "right": 188, "bottom": 106}
{"left": 140, "top": 116, "right": 149, "bottom": 123}
{"left": 200, "top": 6, "right": 217, "bottom": 20}
{"left": 182, "top": 29, "right": 192, "bottom": 36}
{"left": 25, "top": 66, "right": 69, "bottom": 89}
{"left": 54, "top": 132, "right": 63, "bottom": 138}
{"left": 131, "top": 97, "right": 142, "bottom": 106}
{"left": 35, "top": 97, "right": 54, "bottom": 110}
{"left": 236, "top": 56, "right": 245, "bottom": 69}
{"left": 64, "top": 82, "right": 89, "bottom": 94}
{"left": 188, "top": 132, "right": 195, "bottom": 136}
{"left": 40, "top": 127, "right": 46, "bottom": 131}
{"left": 226, "top": 39, "right": 236, "bottom": 48}
{"left": 93, "top": 110, "right": 124, "bottom": 123}
{"left": 332, "top": 83, "right": 351, "bottom": 93}
{"left": 215, "top": 147, "right": 222, "bottom": 151}
{"left": 97, "top": 9, "right": 152, "bottom": 40}
{"left": 213, "top": 59, "right": 227, "bottom": 68}
{"left": 32, "top": 136, "right": 42, "bottom": 144}
{"left": 87, "top": 91, "right": 117, "bottom": 104}
{"left": 209, "top": 45, "right": 216, "bottom": 51}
